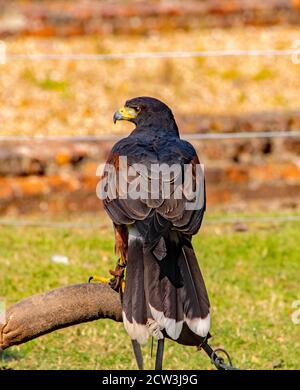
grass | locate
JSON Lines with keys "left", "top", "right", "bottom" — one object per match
{"left": 0, "top": 214, "right": 300, "bottom": 370}
{"left": 23, "top": 69, "right": 70, "bottom": 93}
{"left": 36, "top": 78, "right": 69, "bottom": 93}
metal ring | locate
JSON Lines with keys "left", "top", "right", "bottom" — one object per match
{"left": 211, "top": 348, "right": 233, "bottom": 369}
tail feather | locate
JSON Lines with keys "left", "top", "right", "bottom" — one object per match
{"left": 122, "top": 231, "right": 149, "bottom": 344}
{"left": 122, "top": 226, "right": 210, "bottom": 343}
{"left": 178, "top": 245, "right": 210, "bottom": 337}
{"left": 143, "top": 247, "right": 164, "bottom": 317}
{"left": 147, "top": 262, "right": 183, "bottom": 340}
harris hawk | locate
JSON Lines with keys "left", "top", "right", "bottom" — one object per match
{"left": 97, "top": 97, "right": 210, "bottom": 369}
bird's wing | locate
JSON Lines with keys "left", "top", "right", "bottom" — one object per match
{"left": 102, "top": 135, "right": 205, "bottom": 236}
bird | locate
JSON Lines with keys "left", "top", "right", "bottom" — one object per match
{"left": 96, "top": 96, "right": 210, "bottom": 370}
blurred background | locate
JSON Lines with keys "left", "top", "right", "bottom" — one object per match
{"left": 0, "top": 0, "right": 300, "bottom": 217}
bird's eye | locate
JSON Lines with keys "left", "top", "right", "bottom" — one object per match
{"left": 135, "top": 106, "right": 141, "bottom": 112}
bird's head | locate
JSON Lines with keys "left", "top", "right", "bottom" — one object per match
{"left": 113, "top": 96, "right": 178, "bottom": 134}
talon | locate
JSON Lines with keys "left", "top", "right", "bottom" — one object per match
{"left": 118, "top": 257, "right": 126, "bottom": 267}
{"left": 120, "top": 279, "right": 126, "bottom": 293}
{"left": 89, "top": 275, "right": 112, "bottom": 284}
{"left": 89, "top": 257, "right": 127, "bottom": 293}
{"left": 109, "top": 276, "right": 120, "bottom": 291}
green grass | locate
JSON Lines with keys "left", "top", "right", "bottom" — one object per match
{"left": 37, "top": 78, "right": 69, "bottom": 92}
{"left": 22, "top": 69, "right": 69, "bottom": 93}
{"left": 1, "top": 215, "right": 300, "bottom": 370}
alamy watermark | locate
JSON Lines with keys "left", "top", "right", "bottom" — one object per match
{"left": 96, "top": 157, "right": 205, "bottom": 211}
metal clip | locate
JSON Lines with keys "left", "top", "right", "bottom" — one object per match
{"left": 210, "top": 348, "right": 240, "bottom": 370}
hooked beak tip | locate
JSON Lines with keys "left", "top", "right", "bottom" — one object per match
{"left": 113, "top": 111, "right": 122, "bottom": 124}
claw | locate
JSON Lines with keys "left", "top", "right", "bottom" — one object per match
{"left": 89, "top": 258, "right": 127, "bottom": 293}
{"left": 89, "top": 275, "right": 112, "bottom": 284}
{"left": 118, "top": 257, "right": 126, "bottom": 267}
{"left": 120, "top": 279, "right": 126, "bottom": 293}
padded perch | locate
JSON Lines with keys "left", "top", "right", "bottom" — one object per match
{"left": 0, "top": 283, "right": 203, "bottom": 351}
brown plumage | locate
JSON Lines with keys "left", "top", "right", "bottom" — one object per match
{"left": 103, "top": 97, "right": 210, "bottom": 368}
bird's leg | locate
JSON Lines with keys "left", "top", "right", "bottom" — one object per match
{"left": 89, "top": 257, "right": 126, "bottom": 293}
{"left": 108, "top": 225, "right": 128, "bottom": 293}
{"left": 155, "top": 339, "right": 165, "bottom": 371}
{"left": 131, "top": 340, "right": 144, "bottom": 370}
{"left": 89, "top": 225, "right": 128, "bottom": 294}
{"left": 108, "top": 257, "right": 126, "bottom": 293}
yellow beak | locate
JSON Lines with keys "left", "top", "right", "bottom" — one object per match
{"left": 113, "top": 106, "right": 139, "bottom": 123}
